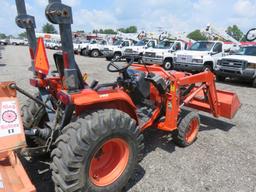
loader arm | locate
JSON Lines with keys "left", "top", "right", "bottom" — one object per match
{"left": 178, "top": 71, "right": 219, "bottom": 117}
{"left": 15, "top": 0, "right": 37, "bottom": 74}
{"left": 178, "top": 71, "right": 240, "bottom": 119}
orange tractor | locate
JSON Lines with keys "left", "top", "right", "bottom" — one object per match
{"left": 0, "top": 0, "right": 240, "bottom": 191}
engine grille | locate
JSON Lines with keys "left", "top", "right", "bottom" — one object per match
{"left": 220, "top": 59, "right": 246, "bottom": 69}
{"left": 144, "top": 52, "right": 156, "bottom": 57}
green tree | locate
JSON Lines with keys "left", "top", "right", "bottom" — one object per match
{"left": 187, "top": 30, "right": 208, "bottom": 41}
{"left": 103, "top": 29, "right": 117, "bottom": 34}
{"left": 118, "top": 26, "right": 138, "bottom": 33}
{"left": 226, "top": 25, "right": 244, "bottom": 41}
{"left": 42, "top": 23, "right": 57, "bottom": 34}
{"left": 18, "top": 32, "right": 27, "bottom": 38}
{"left": 0, "top": 33, "right": 6, "bottom": 39}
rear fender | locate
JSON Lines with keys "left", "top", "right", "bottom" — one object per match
{"left": 71, "top": 89, "right": 138, "bottom": 123}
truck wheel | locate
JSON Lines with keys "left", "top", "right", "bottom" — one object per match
{"left": 163, "top": 60, "right": 173, "bottom": 70}
{"left": 203, "top": 64, "right": 213, "bottom": 72}
{"left": 216, "top": 75, "right": 225, "bottom": 82}
{"left": 21, "top": 95, "right": 47, "bottom": 146}
{"left": 106, "top": 57, "right": 113, "bottom": 61}
{"left": 113, "top": 52, "right": 121, "bottom": 60}
{"left": 138, "top": 56, "right": 143, "bottom": 64}
{"left": 172, "top": 111, "right": 200, "bottom": 147}
{"left": 51, "top": 109, "right": 144, "bottom": 192}
{"left": 81, "top": 49, "right": 87, "bottom": 56}
{"left": 252, "top": 78, "right": 256, "bottom": 88}
{"left": 91, "top": 50, "right": 100, "bottom": 57}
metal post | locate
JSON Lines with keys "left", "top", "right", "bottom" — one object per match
{"left": 15, "top": 0, "right": 37, "bottom": 74}
{"left": 45, "top": 0, "right": 84, "bottom": 91}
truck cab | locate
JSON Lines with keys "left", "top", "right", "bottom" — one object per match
{"left": 173, "top": 41, "right": 225, "bottom": 72}
{"left": 101, "top": 39, "right": 135, "bottom": 61}
{"left": 215, "top": 45, "right": 256, "bottom": 87}
{"left": 123, "top": 39, "right": 157, "bottom": 63}
{"left": 142, "top": 40, "right": 187, "bottom": 70}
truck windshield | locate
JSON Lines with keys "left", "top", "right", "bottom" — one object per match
{"left": 135, "top": 40, "right": 146, "bottom": 46}
{"left": 156, "top": 41, "right": 174, "bottom": 49}
{"left": 236, "top": 46, "right": 256, "bottom": 56}
{"left": 113, "top": 40, "right": 123, "bottom": 46}
{"left": 189, "top": 42, "right": 215, "bottom": 51}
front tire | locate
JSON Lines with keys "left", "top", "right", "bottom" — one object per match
{"left": 91, "top": 50, "right": 100, "bottom": 57}
{"left": 51, "top": 109, "right": 144, "bottom": 192}
{"left": 173, "top": 111, "right": 200, "bottom": 147}
{"left": 163, "top": 60, "right": 173, "bottom": 70}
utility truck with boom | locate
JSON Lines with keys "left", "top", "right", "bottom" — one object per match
{"left": 0, "top": 1, "right": 241, "bottom": 192}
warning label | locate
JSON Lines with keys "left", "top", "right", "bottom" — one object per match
{"left": 0, "top": 100, "right": 21, "bottom": 137}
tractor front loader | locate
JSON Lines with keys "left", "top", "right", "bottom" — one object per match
{"left": 0, "top": 0, "right": 241, "bottom": 192}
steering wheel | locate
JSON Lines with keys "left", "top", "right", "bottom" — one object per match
{"left": 245, "top": 28, "right": 256, "bottom": 42}
{"left": 107, "top": 56, "right": 134, "bottom": 73}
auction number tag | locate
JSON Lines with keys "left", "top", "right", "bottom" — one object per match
{"left": 0, "top": 100, "right": 21, "bottom": 137}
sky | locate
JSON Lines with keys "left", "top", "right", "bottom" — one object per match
{"left": 0, "top": 0, "right": 256, "bottom": 36}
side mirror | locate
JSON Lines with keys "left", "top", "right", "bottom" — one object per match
{"left": 245, "top": 28, "right": 256, "bottom": 42}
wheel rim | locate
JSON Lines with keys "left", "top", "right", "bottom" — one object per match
{"left": 165, "top": 62, "right": 171, "bottom": 70}
{"left": 185, "top": 118, "right": 199, "bottom": 143}
{"left": 89, "top": 138, "right": 130, "bottom": 187}
{"left": 93, "top": 51, "right": 99, "bottom": 57}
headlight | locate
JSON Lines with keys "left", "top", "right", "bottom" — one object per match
{"left": 192, "top": 59, "right": 203, "bottom": 63}
{"left": 247, "top": 63, "right": 256, "bottom": 69}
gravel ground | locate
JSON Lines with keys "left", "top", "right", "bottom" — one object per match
{"left": 0, "top": 45, "right": 256, "bottom": 192}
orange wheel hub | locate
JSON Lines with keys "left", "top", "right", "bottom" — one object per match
{"left": 89, "top": 138, "right": 130, "bottom": 187}
{"left": 185, "top": 118, "right": 199, "bottom": 143}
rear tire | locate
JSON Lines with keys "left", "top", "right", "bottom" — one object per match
{"left": 172, "top": 111, "right": 200, "bottom": 147}
{"left": 21, "top": 95, "right": 47, "bottom": 147}
{"left": 113, "top": 52, "right": 121, "bottom": 60}
{"left": 51, "top": 109, "right": 144, "bottom": 192}
{"left": 81, "top": 49, "right": 87, "bottom": 56}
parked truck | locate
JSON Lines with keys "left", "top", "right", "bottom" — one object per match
{"left": 142, "top": 40, "right": 187, "bottom": 70}
{"left": 9, "top": 38, "right": 27, "bottom": 45}
{"left": 86, "top": 39, "right": 109, "bottom": 57}
{"left": 173, "top": 41, "right": 227, "bottom": 72}
{"left": 101, "top": 39, "right": 135, "bottom": 61}
{"left": 215, "top": 45, "right": 256, "bottom": 87}
{"left": 123, "top": 39, "right": 158, "bottom": 63}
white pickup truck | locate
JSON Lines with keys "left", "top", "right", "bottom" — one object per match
{"left": 73, "top": 40, "right": 91, "bottom": 55}
{"left": 86, "top": 40, "right": 109, "bottom": 57}
{"left": 173, "top": 41, "right": 226, "bottom": 72}
{"left": 101, "top": 39, "right": 135, "bottom": 61}
{"left": 123, "top": 39, "right": 158, "bottom": 63}
{"left": 142, "top": 40, "right": 187, "bottom": 70}
{"left": 9, "top": 38, "right": 27, "bottom": 46}
{"left": 215, "top": 45, "right": 256, "bottom": 87}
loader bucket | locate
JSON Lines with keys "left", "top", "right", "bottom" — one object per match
{"left": 215, "top": 90, "right": 241, "bottom": 119}
{"left": 0, "top": 81, "right": 35, "bottom": 192}
{"left": 187, "top": 88, "right": 241, "bottom": 119}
